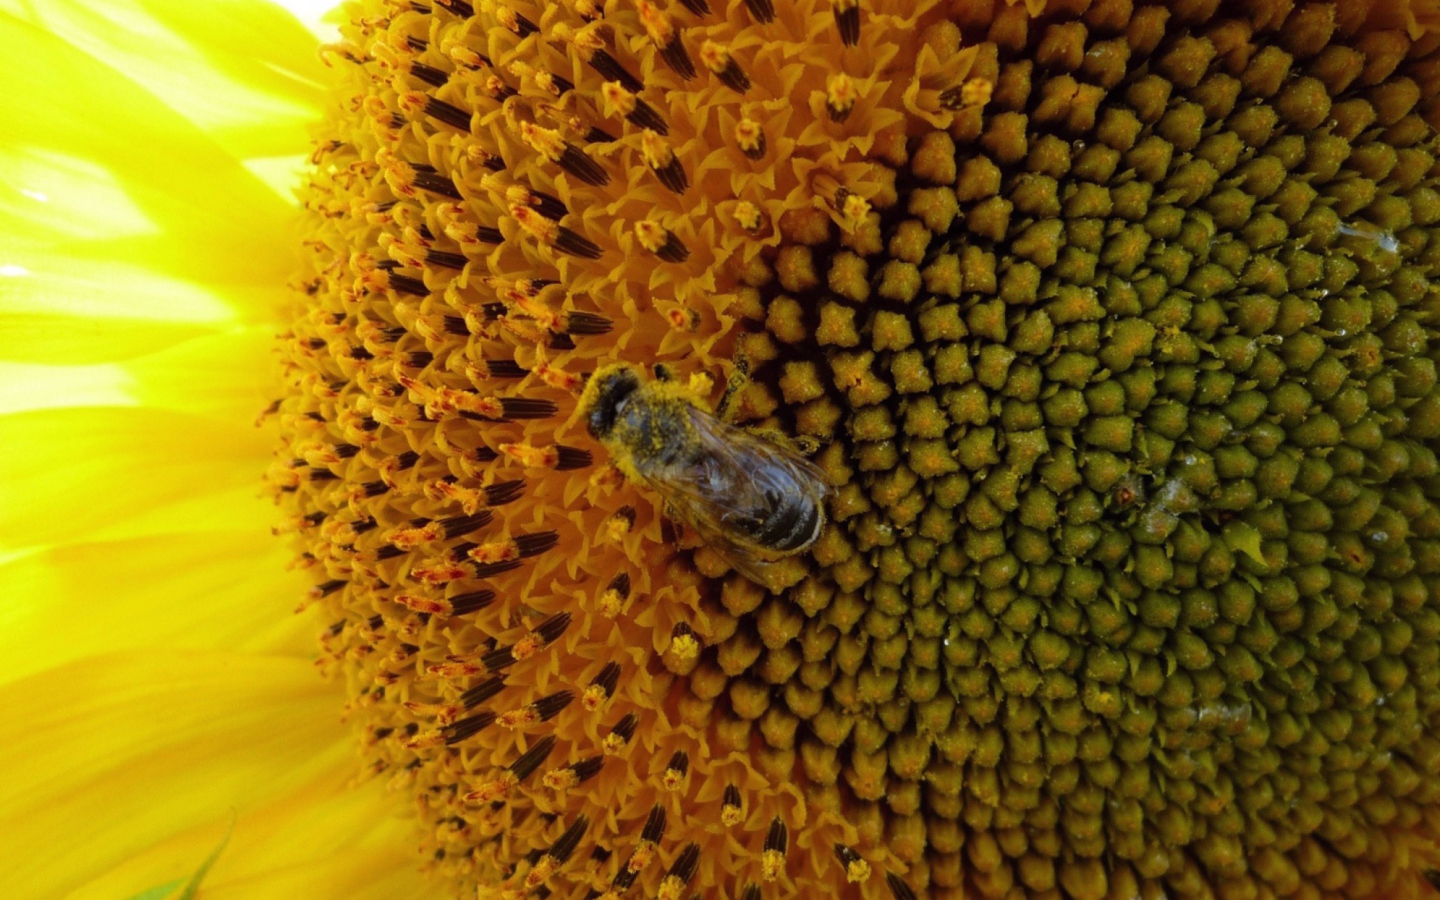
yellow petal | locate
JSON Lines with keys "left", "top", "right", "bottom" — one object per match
{"left": 0, "top": 651, "right": 351, "bottom": 898}
{"left": 0, "top": 530, "right": 309, "bottom": 685}
{"left": 0, "top": 0, "right": 324, "bottom": 159}
{"left": 0, "top": 406, "right": 270, "bottom": 550}
{"left": 0, "top": 13, "right": 296, "bottom": 301}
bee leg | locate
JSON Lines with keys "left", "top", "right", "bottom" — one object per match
{"left": 716, "top": 351, "right": 751, "bottom": 423}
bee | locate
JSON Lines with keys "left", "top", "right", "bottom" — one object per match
{"left": 578, "top": 362, "right": 832, "bottom": 585}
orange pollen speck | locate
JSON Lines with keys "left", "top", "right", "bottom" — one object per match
{"left": 428, "top": 660, "right": 485, "bottom": 679}
{"left": 600, "top": 81, "right": 636, "bottom": 116}
{"left": 628, "top": 842, "right": 656, "bottom": 873}
{"left": 667, "top": 308, "right": 700, "bottom": 332}
{"left": 826, "top": 72, "right": 856, "bottom": 115}
{"left": 581, "top": 684, "right": 609, "bottom": 711}
{"left": 511, "top": 204, "right": 560, "bottom": 243}
{"left": 498, "top": 706, "right": 540, "bottom": 729}
{"left": 524, "top": 859, "right": 557, "bottom": 889}
{"left": 469, "top": 540, "right": 521, "bottom": 563}
{"left": 640, "top": 130, "right": 673, "bottom": 169}
{"left": 501, "top": 442, "right": 561, "bottom": 468}
{"left": 396, "top": 593, "right": 452, "bottom": 615}
{"left": 634, "top": 220, "right": 669, "bottom": 253}
{"left": 535, "top": 359, "right": 585, "bottom": 393}
{"left": 465, "top": 773, "right": 517, "bottom": 804}
{"left": 735, "top": 118, "right": 763, "bottom": 150}
{"left": 385, "top": 522, "right": 443, "bottom": 549}
{"left": 413, "top": 560, "right": 471, "bottom": 585}
{"left": 518, "top": 122, "right": 567, "bottom": 162}
{"left": 698, "top": 40, "right": 730, "bottom": 74}
{"left": 635, "top": 0, "right": 673, "bottom": 44}
{"left": 404, "top": 730, "right": 447, "bottom": 750}
{"left": 511, "top": 633, "right": 544, "bottom": 661}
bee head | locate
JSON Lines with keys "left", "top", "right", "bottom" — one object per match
{"left": 584, "top": 364, "right": 642, "bottom": 440}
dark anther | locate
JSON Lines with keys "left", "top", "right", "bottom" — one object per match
{"left": 442, "top": 511, "right": 495, "bottom": 539}
{"left": 553, "top": 226, "right": 605, "bottom": 259}
{"left": 412, "top": 170, "right": 463, "bottom": 199}
{"left": 459, "top": 675, "right": 505, "bottom": 708}
{"left": 388, "top": 272, "right": 429, "bottom": 297}
{"left": 425, "top": 250, "right": 468, "bottom": 270}
{"left": 449, "top": 589, "right": 497, "bottom": 617}
{"left": 409, "top": 62, "right": 448, "bottom": 87}
{"left": 563, "top": 311, "right": 614, "bottom": 335}
{"left": 484, "top": 358, "right": 530, "bottom": 378}
{"left": 498, "top": 397, "right": 559, "bottom": 419}
{"left": 556, "top": 446, "right": 593, "bottom": 470}
{"left": 742, "top": 0, "right": 773, "bottom": 22}
{"left": 445, "top": 710, "right": 496, "bottom": 744}
{"left": 546, "top": 815, "right": 588, "bottom": 864}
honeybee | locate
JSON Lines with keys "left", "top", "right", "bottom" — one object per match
{"left": 578, "top": 363, "right": 832, "bottom": 585}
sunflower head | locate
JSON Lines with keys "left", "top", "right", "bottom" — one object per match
{"left": 277, "top": 0, "right": 1440, "bottom": 897}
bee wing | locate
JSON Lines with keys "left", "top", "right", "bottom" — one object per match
{"left": 631, "top": 407, "right": 828, "bottom": 584}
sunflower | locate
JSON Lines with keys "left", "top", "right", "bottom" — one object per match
{"left": 12, "top": 0, "right": 1440, "bottom": 898}
{"left": 0, "top": 1, "right": 431, "bottom": 897}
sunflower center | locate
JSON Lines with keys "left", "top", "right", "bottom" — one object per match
{"left": 277, "top": 0, "right": 1440, "bottom": 897}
